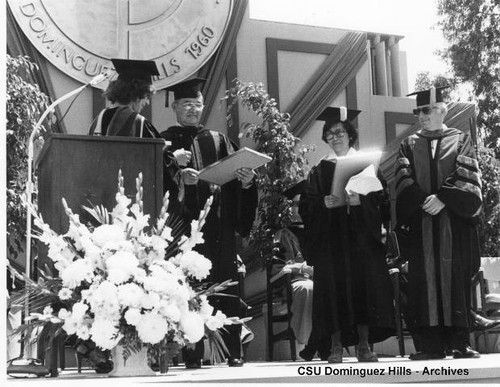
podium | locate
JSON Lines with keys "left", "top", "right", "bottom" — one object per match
{"left": 36, "top": 134, "right": 164, "bottom": 273}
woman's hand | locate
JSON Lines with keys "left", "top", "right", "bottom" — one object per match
{"left": 181, "top": 168, "right": 199, "bottom": 185}
{"left": 346, "top": 191, "right": 360, "bottom": 206}
{"left": 324, "top": 195, "right": 340, "bottom": 209}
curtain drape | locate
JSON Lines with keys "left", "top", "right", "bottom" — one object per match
{"left": 199, "top": 0, "right": 249, "bottom": 125}
{"left": 6, "top": 3, "right": 65, "bottom": 133}
{"left": 287, "top": 32, "right": 368, "bottom": 137}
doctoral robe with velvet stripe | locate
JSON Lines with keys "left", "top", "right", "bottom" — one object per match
{"left": 394, "top": 127, "right": 482, "bottom": 330}
{"left": 299, "top": 158, "right": 395, "bottom": 346}
{"left": 162, "top": 126, "right": 257, "bottom": 361}
{"left": 161, "top": 126, "right": 257, "bottom": 286}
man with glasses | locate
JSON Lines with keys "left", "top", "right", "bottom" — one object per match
{"left": 161, "top": 78, "right": 257, "bottom": 369}
{"left": 394, "top": 86, "right": 482, "bottom": 360}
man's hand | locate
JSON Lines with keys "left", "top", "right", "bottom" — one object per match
{"left": 173, "top": 149, "right": 192, "bottom": 167}
{"left": 421, "top": 194, "right": 445, "bottom": 215}
{"left": 324, "top": 195, "right": 340, "bottom": 209}
{"left": 235, "top": 168, "right": 255, "bottom": 188}
{"left": 181, "top": 168, "right": 199, "bottom": 185}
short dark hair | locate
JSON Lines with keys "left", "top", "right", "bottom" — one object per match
{"left": 103, "top": 78, "right": 154, "bottom": 104}
{"left": 321, "top": 120, "right": 358, "bottom": 147}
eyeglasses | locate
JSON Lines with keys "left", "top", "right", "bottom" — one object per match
{"left": 413, "top": 106, "right": 438, "bottom": 116}
{"left": 181, "top": 102, "right": 204, "bottom": 109}
{"left": 325, "top": 130, "right": 346, "bottom": 140}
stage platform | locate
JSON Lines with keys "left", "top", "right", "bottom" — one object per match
{"left": 6, "top": 354, "right": 500, "bottom": 385}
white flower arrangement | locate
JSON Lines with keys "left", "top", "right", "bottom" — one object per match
{"left": 19, "top": 171, "right": 238, "bottom": 360}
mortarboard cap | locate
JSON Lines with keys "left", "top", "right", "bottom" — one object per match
{"left": 406, "top": 85, "right": 450, "bottom": 107}
{"left": 165, "top": 77, "right": 206, "bottom": 107}
{"left": 111, "top": 58, "right": 159, "bottom": 84}
{"left": 317, "top": 106, "right": 361, "bottom": 124}
{"left": 283, "top": 180, "right": 306, "bottom": 200}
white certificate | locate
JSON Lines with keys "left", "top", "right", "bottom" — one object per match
{"left": 329, "top": 150, "right": 382, "bottom": 207}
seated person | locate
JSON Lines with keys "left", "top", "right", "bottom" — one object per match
{"left": 271, "top": 181, "right": 315, "bottom": 350}
{"left": 272, "top": 227, "right": 313, "bottom": 346}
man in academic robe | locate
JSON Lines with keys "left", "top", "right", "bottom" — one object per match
{"left": 161, "top": 78, "right": 258, "bottom": 368}
{"left": 395, "top": 86, "right": 482, "bottom": 360}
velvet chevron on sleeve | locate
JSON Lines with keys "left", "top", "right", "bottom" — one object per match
{"left": 437, "top": 133, "right": 482, "bottom": 218}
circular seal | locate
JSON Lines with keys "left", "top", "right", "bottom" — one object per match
{"left": 8, "top": 0, "right": 233, "bottom": 89}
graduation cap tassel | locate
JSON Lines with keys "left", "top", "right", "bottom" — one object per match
{"left": 429, "top": 86, "right": 436, "bottom": 105}
{"left": 165, "top": 90, "right": 170, "bottom": 107}
{"left": 340, "top": 106, "right": 348, "bottom": 122}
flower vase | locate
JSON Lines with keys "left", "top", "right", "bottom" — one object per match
{"left": 159, "top": 354, "right": 169, "bottom": 374}
{"left": 108, "top": 345, "right": 156, "bottom": 377}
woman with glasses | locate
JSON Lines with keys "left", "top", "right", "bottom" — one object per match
{"left": 299, "top": 107, "right": 394, "bottom": 363}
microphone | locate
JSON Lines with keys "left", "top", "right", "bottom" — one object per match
{"left": 89, "top": 72, "right": 108, "bottom": 86}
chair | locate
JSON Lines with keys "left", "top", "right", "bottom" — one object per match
{"left": 265, "top": 239, "right": 297, "bottom": 362}
{"left": 386, "top": 230, "right": 407, "bottom": 357}
{"left": 471, "top": 257, "right": 500, "bottom": 352}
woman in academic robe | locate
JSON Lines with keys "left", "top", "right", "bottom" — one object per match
{"left": 88, "top": 58, "right": 178, "bottom": 195}
{"left": 89, "top": 58, "right": 162, "bottom": 138}
{"left": 299, "top": 107, "right": 394, "bottom": 363}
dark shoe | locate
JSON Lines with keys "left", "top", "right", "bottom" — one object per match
{"left": 471, "top": 312, "right": 500, "bottom": 332}
{"left": 318, "top": 341, "right": 332, "bottom": 361}
{"left": 452, "top": 346, "right": 480, "bottom": 359}
{"left": 299, "top": 347, "right": 316, "bottom": 361}
{"left": 357, "top": 347, "right": 378, "bottom": 362}
{"left": 75, "top": 340, "right": 112, "bottom": 373}
{"left": 185, "top": 360, "right": 201, "bottom": 369}
{"left": 409, "top": 351, "right": 446, "bottom": 361}
{"left": 227, "top": 358, "right": 244, "bottom": 367}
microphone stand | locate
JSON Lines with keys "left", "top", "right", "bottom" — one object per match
{"left": 23, "top": 74, "right": 107, "bottom": 358}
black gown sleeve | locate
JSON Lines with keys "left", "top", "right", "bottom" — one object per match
{"left": 226, "top": 135, "right": 257, "bottom": 237}
{"left": 394, "top": 138, "right": 428, "bottom": 225}
{"left": 299, "top": 164, "right": 331, "bottom": 266}
{"left": 236, "top": 182, "right": 258, "bottom": 237}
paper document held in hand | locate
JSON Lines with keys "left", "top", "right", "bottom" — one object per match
{"left": 198, "top": 147, "right": 271, "bottom": 186}
{"left": 345, "top": 164, "right": 383, "bottom": 195}
{"left": 329, "top": 150, "right": 382, "bottom": 207}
